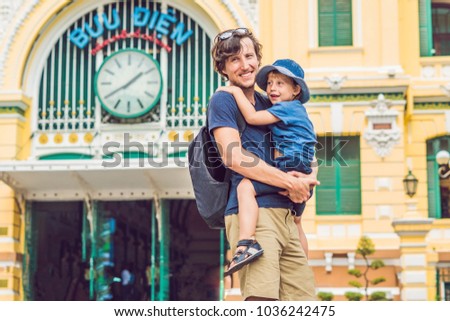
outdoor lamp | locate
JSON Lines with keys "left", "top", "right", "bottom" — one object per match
{"left": 436, "top": 150, "right": 450, "bottom": 179}
{"left": 403, "top": 170, "right": 418, "bottom": 198}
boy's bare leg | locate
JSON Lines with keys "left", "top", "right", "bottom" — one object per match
{"left": 225, "top": 178, "right": 262, "bottom": 274}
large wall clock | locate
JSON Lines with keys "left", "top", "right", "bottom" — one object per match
{"left": 94, "top": 49, "right": 163, "bottom": 119}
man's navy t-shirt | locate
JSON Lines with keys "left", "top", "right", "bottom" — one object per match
{"left": 208, "top": 91, "right": 291, "bottom": 216}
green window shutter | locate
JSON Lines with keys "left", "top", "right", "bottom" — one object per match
{"left": 336, "top": 0, "right": 353, "bottom": 46}
{"left": 316, "top": 163, "right": 338, "bottom": 214}
{"left": 426, "top": 158, "right": 440, "bottom": 218}
{"left": 419, "top": 0, "right": 433, "bottom": 56}
{"left": 319, "top": 0, "right": 336, "bottom": 46}
{"left": 337, "top": 137, "right": 361, "bottom": 214}
{"left": 316, "top": 136, "right": 361, "bottom": 215}
{"left": 319, "top": 0, "right": 352, "bottom": 46}
{"left": 340, "top": 159, "right": 361, "bottom": 213}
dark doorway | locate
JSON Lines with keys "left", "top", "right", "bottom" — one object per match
{"left": 32, "top": 201, "right": 89, "bottom": 300}
{"left": 31, "top": 200, "right": 153, "bottom": 300}
{"left": 30, "top": 200, "right": 220, "bottom": 300}
{"left": 97, "top": 201, "right": 152, "bottom": 301}
{"left": 169, "top": 200, "right": 221, "bottom": 300}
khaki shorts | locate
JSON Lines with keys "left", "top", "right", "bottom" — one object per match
{"left": 225, "top": 208, "right": 316, "bottom": 301}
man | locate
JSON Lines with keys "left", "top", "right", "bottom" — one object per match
{"left": 208, "top": 28, "right": 318, "bottom": 301}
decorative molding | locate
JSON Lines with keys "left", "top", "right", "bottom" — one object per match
{"left": 236, "top": 0, "right": 258, "bottom": 31}
{"left": 443, "top": 65, "right": 450, "bottom": 78}
{"left": 309, "top": 93, "right": 404, "bottom": 103}
{"left": 0, "top": 0, "right": 40, "bottom": 86}
{"left": 0, "top": 106, "right": 25, "bottom": 116}
{"left": 221, "top": 0, "right": 246, "bottom": 28}
{"left": 0, "top": 0, "right": 24, "bottom": 39}
{"left": 420, "top": 63, "right": 450, "bottom": 79}
{"left": 415, "top": 102, "right": 450, "bottom": 110}
{"left": 324, "top": 74, "right": 347, "bottom": 91}
{"left": 363, "top": 94, "right": 401, "bottom": 158}
{"left": 0, "top": 99, "right": 29, "bottom": 120}
{"left": 421, "top": 65, "right": 436, "bottom": 78}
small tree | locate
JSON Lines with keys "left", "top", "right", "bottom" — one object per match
{"left": 347, "top": 236, "right": 386, "bottom": 301}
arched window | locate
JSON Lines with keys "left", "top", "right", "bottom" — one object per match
{"left": 37, "top": 0, "right": 221, "bottom": 133}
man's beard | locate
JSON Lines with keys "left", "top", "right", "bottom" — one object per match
{"left": 231, "top": 79, "right": 255, "bottom": 90}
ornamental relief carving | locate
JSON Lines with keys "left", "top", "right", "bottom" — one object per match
{"left": 0, "top": 0, "right": 25, "bottom": 39}
{"left": 0, "top": 0, "right": 38, "bottom": 86}
{"left": 363, "top": 94, "right": 401, "bottom": 158}
{"left": 236, "top": 0, "right": 258, "bottom": 31}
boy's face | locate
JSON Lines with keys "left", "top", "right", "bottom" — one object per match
{"left": 266, "top": 72, "right": 301, "bottom": 104}
{"left": 221, "top": 37, "right": 259, "bottom": 90}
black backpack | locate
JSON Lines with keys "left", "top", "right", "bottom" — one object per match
{"left": 188, "top": 112, "right": 246, "bottom": 229}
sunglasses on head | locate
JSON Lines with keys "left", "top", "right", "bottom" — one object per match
{"left": 216, "top": 28, "right": 249, "bottom": 41}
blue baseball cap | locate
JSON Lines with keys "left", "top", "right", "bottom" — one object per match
{"left": 256, "top": 59, "right": 310, "bottom": 104}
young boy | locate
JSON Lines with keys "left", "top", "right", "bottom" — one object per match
{"left": 218, "top": 59, "right": 317, "bottom": 276}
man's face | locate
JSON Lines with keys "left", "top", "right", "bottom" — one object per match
{"left": 221, "top": 37, "right": 259, "bottom": 90}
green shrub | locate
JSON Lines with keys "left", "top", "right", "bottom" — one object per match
{"left": 369, "top": 291, "right": 387, "bottom": 301}
{"left": 317, "top": 292, "right": 334, "bottom": 301}
{"left": 345, "top": 291, "right": 363, "bottom": 301}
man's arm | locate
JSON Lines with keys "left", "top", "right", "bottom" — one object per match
{"left": 217, "top": 86, "right": 279, "bottom": 126}
{"left": 294, "top": 216, "right": 309, "bottom": 258}
{"left": 213, "top": 127, "right": 318, "bottom": 203}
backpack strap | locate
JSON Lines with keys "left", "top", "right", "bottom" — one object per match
{"left": 236, "top": 111, "right": 246, "bottom": 136}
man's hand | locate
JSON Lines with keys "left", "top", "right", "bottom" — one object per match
{"left": 279, "top": 171, "right": 320, "bottom": 203}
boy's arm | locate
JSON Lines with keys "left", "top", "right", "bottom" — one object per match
{"left": 217, "top": 86, "right": 279, "bottom": 126}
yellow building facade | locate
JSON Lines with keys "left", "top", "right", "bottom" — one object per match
{"left": 0, "top": 0, "right": 449, "bottom": 301}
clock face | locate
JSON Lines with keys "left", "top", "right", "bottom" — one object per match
{"left": 94, "top": 49, "right": 163, "bottom": 119}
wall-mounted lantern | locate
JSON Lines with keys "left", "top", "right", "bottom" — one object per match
{"left": 403, "top": 170, "right": 418, "bottom": 198}
{"left": 436, "top": 150, "right": 450, "bottom": 179}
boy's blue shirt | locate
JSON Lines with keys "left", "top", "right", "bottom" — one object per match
{"left": 267, "top": 100, "right": 317, "bottom": 171}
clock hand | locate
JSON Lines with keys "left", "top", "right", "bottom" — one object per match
{"left": 104, "top": 72, "right": 144, "bottom": 99}
{"left": 122, "top": 72, "right": 144, "bottom": 89}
